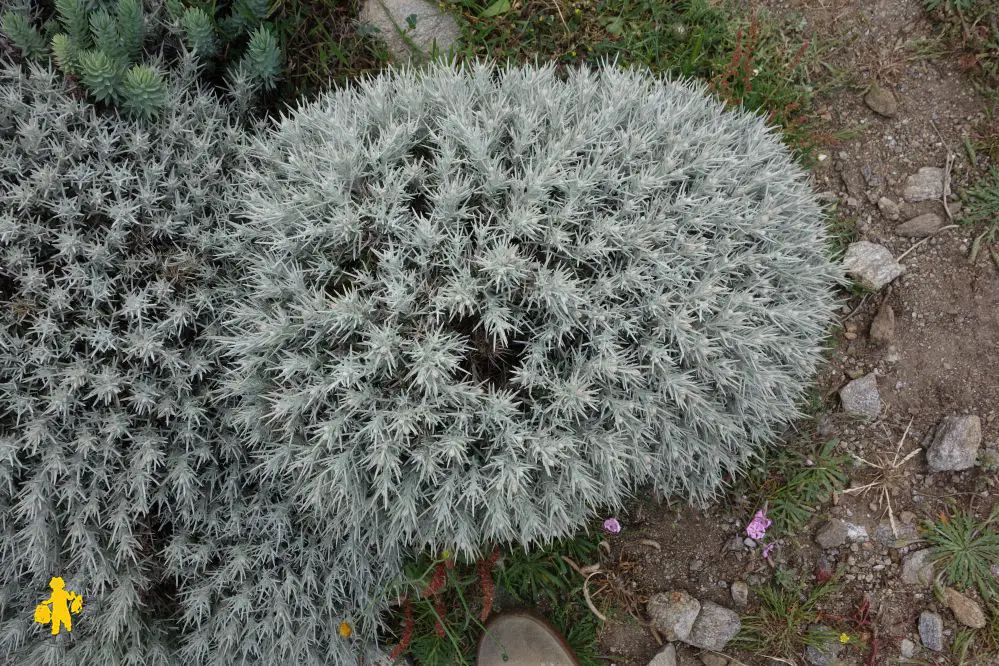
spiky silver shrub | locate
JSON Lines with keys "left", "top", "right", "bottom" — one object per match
{"left": 0, "top": 59, "right": 245, "bottom": 666}
{"left": 218, "top": 60, "right": 840, "bottom": 650}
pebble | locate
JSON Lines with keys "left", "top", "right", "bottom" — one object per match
{"left": 903, "top": 167, "right": 949, "bottom": 203}
{"left": 944, "top": 588, "right": 986, "bottom": 628}
{"left": 927, "top": 415, "right": 982, "bottom": 472}
{"left": 686, "top": 602, "right": 742, "bottom": 651}
{"left": 877, "top": 196, "right": 900, "bottom": 220}
{"left": 839, "top": 373, "right": 881, "bottom": 421}
{"left": 864, "top": 84, "right": 898, "bottom": 117}
{"left": 730, "top": 581, "right": 749, "bottom": 608}
{"left": 816, "top": 519, "right": 870, "bottom": 549}
{"left": 869, "top": 301, "right": 895, "bottom": 345}
{"left": 804, "top": 625, "right": 844, "bottom": 666}
{"left": 842, "top": 242, "right": 905, "bottom": 290}
{"left": 900, "top": 638, "right": 916, "bottom": 658}
{"left": 647, "top": 591, "right": 701, "bottom": 642}
{"left": 648, "top": 644, "right": 677, "bottom": 666}
{"left": 918, "top": 611, "right": 944, "bottom": 652}
{"left": 895, "top": 212, "right": 945, "bottom": 237}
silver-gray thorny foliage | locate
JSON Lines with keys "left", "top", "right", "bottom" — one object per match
{"left": 218, "top": 62, "right": 840, "bottom": 659}
{"left": 0, "top": 59, "right": 247, "bottom": 665}
{"left": 1, "top": 58, "right": 841, "bottom": 665}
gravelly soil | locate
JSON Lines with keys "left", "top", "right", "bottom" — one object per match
{"left": 595, "top": 0, "right": 999, "bottom": 663}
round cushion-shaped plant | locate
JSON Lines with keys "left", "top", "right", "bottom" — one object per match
{"left": 223, "top": 61, "right": 840, "bottom": 560}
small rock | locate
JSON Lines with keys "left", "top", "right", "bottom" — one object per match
{"left": 864, "top": 85, "right": 898, "bottom": 117}
{"left": 648, "top": 644, "right": 678, "bottom": 666}
{"left": 816, "top": 519, "right": 869, "bottom": 549}
{"left": 903, "top": 167, "right": 949, "bottom": 203}
{"left": 918, "top": 611, "right": 944, "bottom": 652}
{"left": 862, "top": 165, "right": 883, "bottom": 189}
{"left": 840, "top": 169, "right": 867, "bottom": 200}
{"left": 689, "top": 559, "right": 704, "bottom": 572}
{"left": 869, "top": 301, "right": 895, "bottom": 345}
{"left": 895, "top": 213, "right": 945, "bottom": 238}
{"left": 944, "top": 588, "right": 986, "bottom": 628}
{"left": 900, "top": 511, "right": 916, "bottom": 525}
{"left": 686, "top": 602, "right": 741, "bottom": 651}
{"left": 900, "top": 638, "right": 916, "bottom": 658}
{"left": 839, "top": 373, "right": 881, "bottom": 421}
{"left": 730, "top": 581, "right": 749, "bottom": 607}
{"left": 648, "top": 591, "right": 701, "bottom": 642}
{"left": 804, "top": 625, "right": 845, "bottom": 666}
{"left": 700, "top": 654, "right": 728, "bottom": 666}
{"left": 359, "top": 0, "right": 460, "bottom": 61}
{"left": 875, "top": 520, "right": 915, "bottom": 544}
{"left": 877, "top": 197, "right": 900, "bottom": 221}
{"left": 743, "top": 538, "right": 757, "bottom": 548}
{"left": 843, "top": 242, "right": 905, "bottom": 290}
{"left": 927, "top": 415, "right": 982, "bottom": 472}
{"left": 724, "top": 536, "right": 744, "bottom": 552}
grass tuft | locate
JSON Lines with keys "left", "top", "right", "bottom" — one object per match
{"left": 922, "top": 504, "right": 999, "bottom": 602}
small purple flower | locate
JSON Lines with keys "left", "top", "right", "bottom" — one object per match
{"left": 603, "top": 518, "right": 622, "bottom": 534}
{"left": 746, "top": 509, "right": 772, "bottom": 541}
{"left": 762, "top": 542, "right": 775, "bottom": 560}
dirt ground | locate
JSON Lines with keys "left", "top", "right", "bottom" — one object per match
{"left": 593, "top": 0, "right": 999, "bottom": 663}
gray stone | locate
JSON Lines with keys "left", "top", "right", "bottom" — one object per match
{"left": 840, "top": 168, "right": 867, "bottom": 200}
{"left": 901, "top": 549, "right": 935, "bottom": 587}
{"left": 900, "top": 638, "right": 916, "bottom": 658}
{"left": 843, "top": 241, "right": 905, "bottom": 290}
{"left": 903, "top": 167, "right": 949, "bottom": 203}
{"left": 944, "top": 588, "right": 986, "bottom": 628}
{"left": 700, "top": 654, "right": 728, "bottom": 666}
{"left": 730, "top": 581, "right": 749, "bottom": 608}
{"left": 918, "top": 611, "right": 944, "bottom": 652}
{"left": 869, "top": 301, "right": 895, "bottom": 345}
{"left": 648, "top": 591, "right": 701, "bottom": 642}
{"left": 895, "top": 213, "right": 945, "bottom": 238}
{"left": 877, "top": 197, "right": 900, "bottom": 221}
{"left": 804, "top": 625, "right": 844, "bottom": 666}
{"left": 927, "top": 415, "right": 982, "bottom": 472}
{"left": 686, "top": 602, "right": 741, "bottom": 651}
{"left": 816, "top": 519, "right": 869, "bottom": 549}
{"left": 839, "top": 373, "right": 881, "bottom": 420}
{"left": 648, "top": 644, "right": 677, "bottom": 666}
{"left": 864, "top": 85, "right": 898, "bottom": 118}
{"left": 875, "top": 520, "right": 915, "bottom": 544}
{"left": 359, "top": 0, "right": 459, "bottom": 61}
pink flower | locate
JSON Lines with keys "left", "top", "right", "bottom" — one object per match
{"left": 603, "top": 518, "right": 622, "bottom": 534}
{"left": 762, "top": 542, "right": 775, "bottom": 560}
{"left": 746, "top": 509, "right": 771, "bottom": 541}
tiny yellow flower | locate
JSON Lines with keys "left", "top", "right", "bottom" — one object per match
{"left": 441, "top": 549, "right": 451, "bottom": 560}
{"left": 339, "top": 622, "right": 352, "bottom": 638}
{"left": 839, "top": 633, "right": 850, "bottom": 644}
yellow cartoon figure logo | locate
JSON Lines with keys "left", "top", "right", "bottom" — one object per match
{"left": 34, "top": 577, "right": 83, "bottom": 635}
